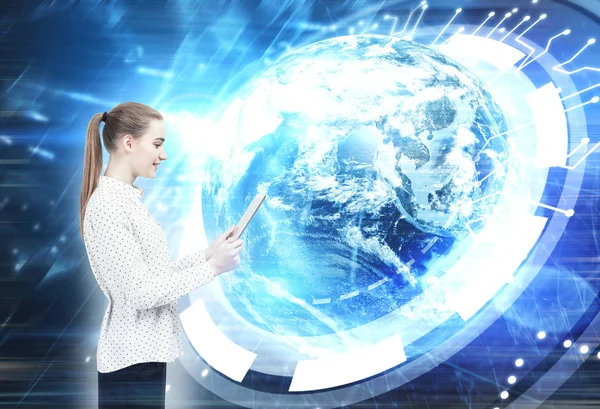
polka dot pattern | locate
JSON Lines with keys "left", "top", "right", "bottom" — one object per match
{"left": 82, "top": 175, "right": 215, "bottom": 373}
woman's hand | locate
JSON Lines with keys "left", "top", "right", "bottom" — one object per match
{"left": 205, "top": 225, "right": 234, "bottom": 261}
{"left": 206, "top": 226, "right": 244, "bottom": 276}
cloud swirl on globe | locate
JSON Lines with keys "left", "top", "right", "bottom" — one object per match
{"left": 202, "top": 35, "right": 511, "bottom": 337}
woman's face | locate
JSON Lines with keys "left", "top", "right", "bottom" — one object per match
{"left": 131, "top": 119, "right": 168, "bottom": 178}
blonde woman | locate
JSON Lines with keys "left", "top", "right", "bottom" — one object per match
{"left": 80, "top": 102, "right": 242, "bottom": 408}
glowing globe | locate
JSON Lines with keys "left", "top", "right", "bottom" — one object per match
{"left": 201, "top": 35, "right": 509, "bottom": 337}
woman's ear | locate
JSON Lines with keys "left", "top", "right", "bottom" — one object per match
{"left": 122, "top": 134, "right": 134, "bottom": 151}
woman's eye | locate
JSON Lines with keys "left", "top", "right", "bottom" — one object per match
{"left": 155, "top": 145, "right": 161, "bottom": 149}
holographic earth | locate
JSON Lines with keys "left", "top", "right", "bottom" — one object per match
{"left": 201, "top": 35, "right": 510, "bottom": 337}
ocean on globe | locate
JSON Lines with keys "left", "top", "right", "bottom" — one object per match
{"left": 201, "top": 35, "right": 510, "bottom": 337}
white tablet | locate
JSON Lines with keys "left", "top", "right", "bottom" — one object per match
{"left": 228, "top": 193, "right": 267, "bottom": 239}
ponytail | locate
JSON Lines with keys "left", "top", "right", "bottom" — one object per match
{"left": 80, "top": 113, "right": 104, "bottom": 241}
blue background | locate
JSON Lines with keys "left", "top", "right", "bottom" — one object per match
{"left": 1, "top": 0, "right": 600, "bottom": 408}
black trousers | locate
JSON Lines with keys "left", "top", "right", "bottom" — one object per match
{"left": 98, "top": 362, "right": 167, "bottom": 409}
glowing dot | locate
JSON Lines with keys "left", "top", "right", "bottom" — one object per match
{"left": 564, "top": 29, "right": 571, "bottom": 35}
{"left": 564, "top": 340, "right": 573, "bottom": 348}
{"left": 591, "top": 96, "right": 600, "bottom": 103}
{"left": 384, "top": 15, "right": 390, "bottom": 19}
{"left": 372, "top": 23, "right": 379, "bottom": 29}
{"left": 458, "top": 26, "right": 465, "bottom": 32}
{"left": 423, "top": 4, "right": 428, "bottom": 9}
{"left": 588, "top": 38, "right": 596, "bottom": 44}
{"left": 597, "top": 352, "right": 600, "bottom": 359}
{"left": 499, "top": 28, "right": 506, "bottom": 32}
{"left": 537, "top": 331, "right": 546, "bottom": 339}
{"left": 540, "top": 14, "right": 547, "bottom": 19}
{"left": 513, "top": 8, "right": 519, "bottom": 12}
{"left": 565, "top": 209, "right": 575, "bottom": 218}
{"left": 358, "top": 20, "right": 364, "bottom": 26}
{"left": 524, "top": 15, "right": 531, "bottom": 21}
{"left": 532, "top": 0, "right": 538, "bottom": 3}
{"left": 508, "top": 375, "right": 517, "bottom": 384}
{"left": 85, "top": 356, "right": 91, "bottom": 363}
{"left": 166, "top": 384, "right": 171, "bottom": 392}
{"left": 456, "top": 8, "right": 462, "bottom": 13}
{"left": 580, "top": 345, "right": 589, "bottom": 354}
{"left": 202, "top": 369, "right": 209, "bottom": 377}
{"left": 515, "top": 358, "right": 524, "bottom": 367}
{"left": 506, "top": 12, "right": 512, "bottom": 17}
{"left": 421, "top": 0, "right": 426, "bottom": 4}
{"left": 494, "top": 407, "right": 500, "bottom": 409}
{"left": 489, "top": 11, "right": 496, "bottom": 17}
{"left": 582, "top": 137, "right": 590, "bottom": 144}
{"left": 501, "top": 391, "right": 509, "bottom": 399}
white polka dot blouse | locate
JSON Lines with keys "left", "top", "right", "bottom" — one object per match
{"left": 82, "top": 175, "right": 215, "bottom": 373}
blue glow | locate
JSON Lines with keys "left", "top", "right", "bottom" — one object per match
{"left": 202, "top": 35, "right": 511, "bottom": 337}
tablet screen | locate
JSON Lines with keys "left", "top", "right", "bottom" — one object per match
{"left": 228, "top": 193, "right": 267, "bottom": 239}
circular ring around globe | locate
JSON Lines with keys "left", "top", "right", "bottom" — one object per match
{"left": 179, "top": 22, "right": 588, "bottom": 407}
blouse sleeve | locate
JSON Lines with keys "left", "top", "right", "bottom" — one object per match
{"left": 172, "top": 249, "right": 207, "bottom": 273}
{"left": 85, "top": 205, "right": 215, "bottom": 311}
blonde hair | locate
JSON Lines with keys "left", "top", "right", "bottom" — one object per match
{"left": 80, "top": 102, "right": 163, "bottom": 240}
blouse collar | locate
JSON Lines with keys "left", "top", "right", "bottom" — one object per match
{"left": 98, "top": 175, "right": 144, "bottom": 199}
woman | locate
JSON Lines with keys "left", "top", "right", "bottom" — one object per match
{"left": 79, "top": 102, "right": 243, "bottom": 408}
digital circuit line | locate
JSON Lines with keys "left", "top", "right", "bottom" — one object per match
{"left": 471, "top": 11, "right": 496, "bottom": 36}
{"left": 430, "top": 8, "right": 462, "bottom": 46}
{"left": 564, "top": 96, "right": 599, "bottom": 112}
{"left": 530, "top": 200, "right": 575, "bottom": 217}
{"left": 474, "top": 121, "right": 536, "bottom": 162}
{"left": 384, "top": 1, "right": 427, "bottom": 37}
{"left": 486, "top": 12, "right": 513, "bottom": 38}
{"left": 561, "top": 83, "right": 600, "bottom": 100}
{"left": 500, "top": 15, "right": 530, "bottom": 43}
{"left": 479, "top": 120, "right": 535, "bottom": 144}
{"left": 566, "top": 138, "right": 590, "bottom": 159}
{"left": 441, "top": 26, "right": 465, "bottom": 45}
{"left": 515, "top": 14, "right": 547, "bottom": 68}
{"left": 406, "top": 3, "right": 428, "bottom": 40}
{"left": 519, "top": 29, "right": 570, "bottom": 69}
{"left": 553, "top": 38, "right": 600, "bottom": 74}
{"left": 488, "top": 15, "right": 536, "bottom": 84}
{"left": 557, "top": 139, "right": 600, "bottom": 171}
